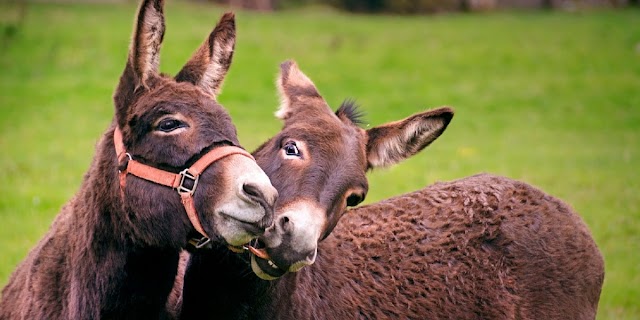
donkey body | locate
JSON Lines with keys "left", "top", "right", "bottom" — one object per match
{"left": 0, "top": 1, "right": 276, "bottom": 319}
{"left": 241, "top": 174, "right": 605, "bottom": 319}
{"left": 171, "top": 61, "right": 604, "bottom": 320}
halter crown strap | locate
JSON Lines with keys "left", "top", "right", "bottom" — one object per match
{"left": 113, "top": 127, "right": 254, "bottom": 240}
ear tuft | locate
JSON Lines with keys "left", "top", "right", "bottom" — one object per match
{"left": 336, "top": 99, "right": 366, "bottom": 126}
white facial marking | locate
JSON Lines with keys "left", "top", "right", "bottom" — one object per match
{"left": 213, "top": 154, "right": 277, "bottom": 245}
{"left": 268, "top": 200, "right": 326, "bottom": 254}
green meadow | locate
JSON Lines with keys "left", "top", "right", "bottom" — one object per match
{"left": 0, "top": 2, "right": 638, "bottom": 318}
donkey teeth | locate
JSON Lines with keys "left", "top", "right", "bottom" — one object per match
{"left": 267, "top": 260, "right": 280, "bottom": 270}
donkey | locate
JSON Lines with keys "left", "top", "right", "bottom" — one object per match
{"left": 170, "top": 61, "right": 604, "bottom": 319}
{"left": 0, "top": 1, "right": 277, "bottom": 319}
{"left": 167, "top": 60, "right": 449, "bottom": 316}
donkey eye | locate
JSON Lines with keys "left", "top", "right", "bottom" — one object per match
{"left": 346, "top": 194, "right": 364, "bottom": 207}
{"left": 283, "top": 141, "right": 301, "bottom": 157}
{"left": 156, "top": 119, "right": 185, "bottom": 132}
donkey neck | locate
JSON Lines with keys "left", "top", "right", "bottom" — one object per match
{"left": 180, "top": 247, "right": 330, "bottom": 320}
{"left": 64, "top": 126, "right": 184, "bottom": 318}
{"left": 179, "top": 247, "right": 269, "bottom": 320}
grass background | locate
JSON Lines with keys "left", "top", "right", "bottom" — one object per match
{"left": 0, "top": 2, "right": 638, "bottom": 318}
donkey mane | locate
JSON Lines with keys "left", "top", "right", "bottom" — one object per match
{"left": 336, "top": 99, "right": 366, "bottom": 126}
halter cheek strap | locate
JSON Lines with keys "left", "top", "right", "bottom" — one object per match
{"left": 113, "top": 127, "right": 254, "bottom": 245}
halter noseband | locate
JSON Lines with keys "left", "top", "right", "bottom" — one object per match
{"left": 113, "top": 127, "right": 254, "bottom": 247}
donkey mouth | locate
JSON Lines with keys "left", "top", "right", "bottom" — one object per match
{"left": 249, "top": 241, "right": 318, "bottom": 280}
{"left": 247, "top": 240, "right": 287, "bottom": 279}
{"left": 219, "top": 212, "right": 266, "bottom": 236}
{"left": 251, "top": 254, "right": 287, "bottom": 279}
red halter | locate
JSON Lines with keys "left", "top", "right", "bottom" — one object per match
{"left": 113, "top": 127, "right": 254, "bottom": 246}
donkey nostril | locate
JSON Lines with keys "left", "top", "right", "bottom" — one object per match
{"left": 279, "top": 216, "right": 291, "bottom": 233}
{"left": 242, "top": 183, "right": 264, "bottom": 202}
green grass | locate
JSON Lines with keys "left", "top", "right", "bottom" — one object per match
{"left": 1, "top": 2, "right": 638, "bottom": 318}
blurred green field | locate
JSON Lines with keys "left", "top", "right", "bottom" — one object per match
{"left": 0, "top": 2, "right": 638, "bottom": 318}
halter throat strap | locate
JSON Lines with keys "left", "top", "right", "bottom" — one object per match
{"left": 113, "top": 127, "right": 255, "bottom": 245}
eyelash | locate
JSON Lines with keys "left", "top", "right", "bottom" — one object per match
{"left": 156, "top": 118, "right": 186, "bottom": 132}
{"left": 283, "top": 141, "right": 301, "bottom": 157}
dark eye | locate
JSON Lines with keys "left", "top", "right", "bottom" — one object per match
{"left": 156, "top": 118, "right": 185, "bottom": 132}
{"left": 346, "top": 193, "right": 364, "bottom": 207}
{"left": 283, "top": 141, "right": 301, "bottom": 157}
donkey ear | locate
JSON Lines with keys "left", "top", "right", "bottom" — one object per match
{"left": 366, "top": 107, "right": 454, "bottom": 169}
{"left": 175, "top": 12, "right": 236, "bottom": 98}
{"left": 275, "top": 60, "right": 326, "bottom": 120}
{"left": 126, "top": 0, "right": 164, "bottom": 88}
{"left": 114, "top": 0, "right": 165, "bottom": 124}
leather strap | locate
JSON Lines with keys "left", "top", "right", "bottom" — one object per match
{"left": 113, "top": 127, "right": 254, "bottom": 240}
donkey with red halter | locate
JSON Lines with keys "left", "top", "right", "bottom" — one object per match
{"left": 170, "top": 61, "right": 603, "bottom": 319}
{"left": 0, "top": 1, "right": 276, "bottom": 318}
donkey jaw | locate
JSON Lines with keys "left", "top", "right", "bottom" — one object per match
{"left": 251, "top": 255, "right": 286, "bottom": 280}
{"left": 250, "top": 247, "right": 317, "bottom": 280}
{"left": 214, "top": 211, "right": 268, "bottom": 246}
{"left": 255, "top": 200, "right": 324, "bottom": 276}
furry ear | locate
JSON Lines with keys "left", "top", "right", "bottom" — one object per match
{"left": 275, "top": 60, "right": 327, "bottom": 120}
{"left": 113, "top": 0, "right": 165, "bottom": 126}
{"left": 175, "top": 12, "right": 236, "bottom": 98}
{"left": 130, "top": 0, "right": 165, "bottom": 87}
{"left": 366, "top": 107, "right": 454, "bottom": 169}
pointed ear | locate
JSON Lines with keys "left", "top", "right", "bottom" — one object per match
{"left": 275, "top": 60, "right": 326, "bottom": 120}
{"left": 175, "top": 12, "right": 236, "bottom": 98}
{"left": 366, "top": 107, "right": 454, "bottom": 169}
{"left": 113, "top": 0, "right": 165, "bottom": 126}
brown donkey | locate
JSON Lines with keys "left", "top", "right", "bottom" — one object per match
{"left": 170, "top": 61, "right": 603, "bottom": 319}
{"left": 0, "top": 1, "right": 277, "bottom": 319}
{"left": 168, "top": 60, "right": 451, "bottom": 317}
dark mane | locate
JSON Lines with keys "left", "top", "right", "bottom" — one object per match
{"left": 336, "top": 99, "right": 366, "bottom": 126}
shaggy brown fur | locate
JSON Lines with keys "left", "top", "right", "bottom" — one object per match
{"left": 256, "top": 174, "right": 604, "bottom": 319}
{"left": 175, "top": 174, "right": 604, "bottom": 320}
{"left": 0, "top": 2, "right": 276, "bottom": 319}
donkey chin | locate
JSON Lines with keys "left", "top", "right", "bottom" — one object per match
{"left": 251, "top": 202, "right": 324, "bottom": 280}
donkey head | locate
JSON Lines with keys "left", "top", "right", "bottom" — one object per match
{"left": 113, "top": 0, "right": 277, "bottom": 248}
{"left": 250, "top": 60, "right": 453, "bottom": 279}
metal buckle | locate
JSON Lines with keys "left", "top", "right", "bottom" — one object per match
{"left": 187, "top": 236, "right": 212, "bottom": 249}
{"left": 177, "top": 169, "right": 199, "bottom": 195}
